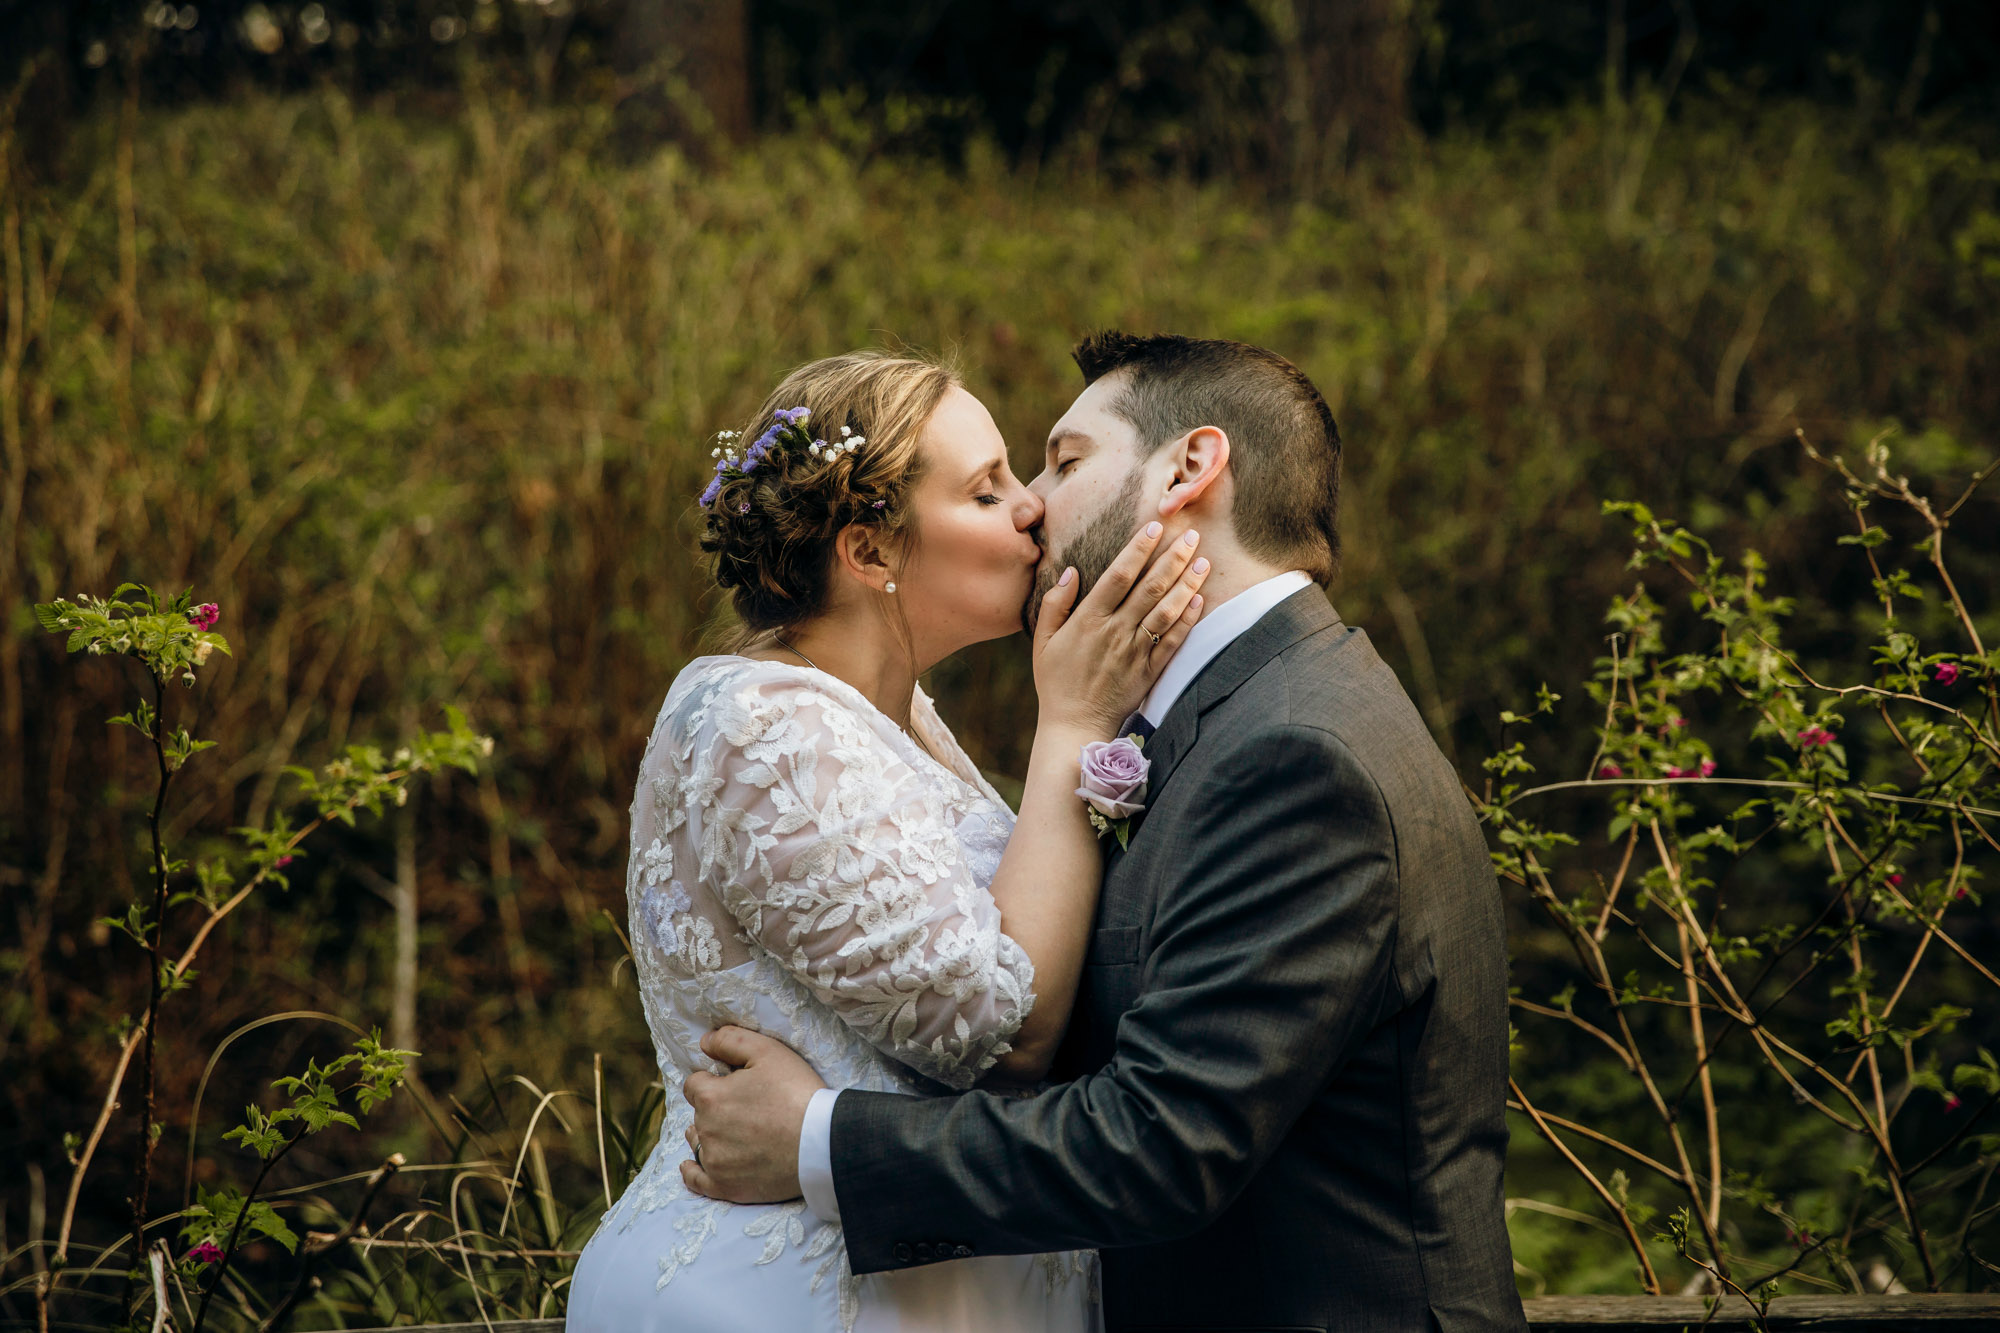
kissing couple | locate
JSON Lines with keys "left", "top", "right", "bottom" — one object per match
{"left": 565, "top": 333, "right": 1525, "bottom": 1333}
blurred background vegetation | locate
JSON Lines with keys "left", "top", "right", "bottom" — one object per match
{"left": 4, "top": 0, "right": 1999, "bottom": 1323}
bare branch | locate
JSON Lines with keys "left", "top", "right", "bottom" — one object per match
{"left": 1510, "top": 1078, "right": 1662, "bottom": 1295}
{"left": 258, "top": 1154, "right": 404, "bottom": 1333}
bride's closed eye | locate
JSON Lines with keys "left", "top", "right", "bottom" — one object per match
{"left": 976, "top": 493, "right": 1003, "bottom": 506}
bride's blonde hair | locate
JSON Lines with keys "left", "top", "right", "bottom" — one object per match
{"left": 699, "top": 351, "right": 957, "bottom": 646}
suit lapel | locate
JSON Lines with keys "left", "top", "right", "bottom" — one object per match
{"left": 1135, "top": 699, "right": 1198, "bottom": 821}
{"left": 1138, "top": 586, "right": 1341, "bottom": 814}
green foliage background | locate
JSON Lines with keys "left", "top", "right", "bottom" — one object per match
{"left": 5, "top": 76, "right": 2000, "bottom": 1319}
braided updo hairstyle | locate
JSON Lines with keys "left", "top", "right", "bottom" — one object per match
{"left": 700, "top": 351, "right": 958, "bottom": 643}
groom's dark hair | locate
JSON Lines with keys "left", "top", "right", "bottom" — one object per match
{"left": 1072, "top": 331, "right": 1341, "bottom": 581}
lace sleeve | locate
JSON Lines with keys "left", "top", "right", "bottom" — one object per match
{"left": 693, "top": 673, "right": 1035, "bottom": 1090}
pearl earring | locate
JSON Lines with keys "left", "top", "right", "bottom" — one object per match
{"left": 884, "top": 581, "right": 897, "bottom": 594}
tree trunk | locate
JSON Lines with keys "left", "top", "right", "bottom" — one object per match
{"left": 1270, "top": 0, "right": 1415, "bottom": 184}
{"left": 391, "top": 799, "right": 419, "bottom": 1057}
{"left": 616, "top": 0, "right": 753, "bottom": 147}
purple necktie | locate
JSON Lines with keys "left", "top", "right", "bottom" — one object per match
{"left": 1119, "top": 711, "right": 1156, "bottom": 743}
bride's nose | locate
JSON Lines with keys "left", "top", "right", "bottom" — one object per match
{"left": 1013, "top": 485, "right": 1045, "bottom": 531}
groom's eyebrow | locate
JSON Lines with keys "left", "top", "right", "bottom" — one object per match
{"left": 1046, "top": 427, "right": 1091, "bottom": 459}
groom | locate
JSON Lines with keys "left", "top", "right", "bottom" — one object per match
{"left": 681, "top": 332, "right": 1526, "bottom": 1332}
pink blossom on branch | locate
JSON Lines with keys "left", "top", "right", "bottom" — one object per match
{"left": 186, "top": 1240, "right": 224, "bottom": 1264}
{"left": 1797, "top": 725, "right": 1835, "bottom": 749}
{"left": 1933, "top": 661, "right": 1961, "bottom": 686}
{"left": 187, "top": 602, "right": 221, "bottom": 632}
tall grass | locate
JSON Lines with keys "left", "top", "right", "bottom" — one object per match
{"left": 4, "top": 79, "right": 1999, "bottom": 1321}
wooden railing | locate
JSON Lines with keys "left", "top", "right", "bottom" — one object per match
{"left": 331, "top": 1293, "right": 2000, "bottom": 1332}
{"left": 1522, "top": 1294, "right": 1999, "bottom": 1329}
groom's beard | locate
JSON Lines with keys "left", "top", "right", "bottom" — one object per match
{"left": 1022, "top": 466, "right": 1146, "bottom": 634}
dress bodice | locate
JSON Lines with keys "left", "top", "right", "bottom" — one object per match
{"left": 600, "top": 656, "right": 1046, "bottom": 1316}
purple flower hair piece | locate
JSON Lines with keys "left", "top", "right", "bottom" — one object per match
{"left": 742, "top": 423, "right": 784, "bottom": 470}
{"left": 698, "top": 405, "right": 872, "bottom": 515}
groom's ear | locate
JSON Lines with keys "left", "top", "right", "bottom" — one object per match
{"left": 1158, "top": 426, "right": 1230, "bottom": 518}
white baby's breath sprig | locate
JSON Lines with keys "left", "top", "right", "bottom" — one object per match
{"left": 699, "top": 407, "right": 864, "bottom": 510}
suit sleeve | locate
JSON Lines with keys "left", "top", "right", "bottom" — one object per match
{"left": 828, "top": 723, "right": 1401, "bottom": 1272}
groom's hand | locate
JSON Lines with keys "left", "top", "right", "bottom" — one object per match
{"left": 681, "top": 1025, "right": 825, "bottom": 1204}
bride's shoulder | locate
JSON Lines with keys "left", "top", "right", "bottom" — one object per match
{"left": 664, "top": 655, "right": 871, "bottom": 743}
{"left": 671, "top": 654, "right": 815, "bottom": 689}
{"left": 669, "top": 655, "right": 803, "bottom": 718}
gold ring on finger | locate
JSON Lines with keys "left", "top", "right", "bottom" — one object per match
{"left": 1148, "top": 630, "right": 1160, "bottom": 644}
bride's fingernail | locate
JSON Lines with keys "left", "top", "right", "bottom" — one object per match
{"left": 1144, "top": 521, "right": 1162, "bottom": 539}
{"left": 1190, "top": 595, "right": 1204, "bottom": 611}
{"left": 1192, "top": 557, "right": 1209, "bottom": 575}
{"left": 1058, "top": 566, "right": 1075, "bottom": 586}
{"left": 1182, "top": 530, "right": 1200, "bottom": 547}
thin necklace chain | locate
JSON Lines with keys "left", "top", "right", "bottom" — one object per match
{"left": 772, "top": 636, "right": 933, "bottom": 760}
{"left": 772, "top": 635, "right": 821, "bottom": 672}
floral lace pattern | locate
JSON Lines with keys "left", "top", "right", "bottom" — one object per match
{"left": 593, "top": 656, "right": 1085, "bottom": 1330}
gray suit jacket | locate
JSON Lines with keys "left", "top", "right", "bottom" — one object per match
{"left": 831, "top": 587, "right": 1525, "bottom": 1332}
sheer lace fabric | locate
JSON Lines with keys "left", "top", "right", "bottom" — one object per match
{"left": 566, "top": 657, "right": 1097, "bottom": 1333}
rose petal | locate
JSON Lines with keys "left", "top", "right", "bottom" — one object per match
{"left": 1077, "top": 787, "right": 1146, "bottom": 820}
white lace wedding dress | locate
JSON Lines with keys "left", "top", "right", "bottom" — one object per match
{"left": 566, "top": 656, "right": 1098, "bottom": 1333}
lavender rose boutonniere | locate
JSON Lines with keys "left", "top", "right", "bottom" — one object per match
{"left": 1078, "top": 734, "right": 1150, "bottom": 850}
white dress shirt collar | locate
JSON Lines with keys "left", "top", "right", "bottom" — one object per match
{"left": 1140, "top": 569, "right": 1314, "bottom": 727}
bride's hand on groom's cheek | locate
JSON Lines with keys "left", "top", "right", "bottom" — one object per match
{"left": 1032, "top": 521, "right": 1208, "bottom": 735}
{"left": 680, "top": 1025, "right": 826, "bottom": 1204}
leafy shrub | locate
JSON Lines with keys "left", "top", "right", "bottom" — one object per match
{"left": 28, "top": 585, "right": 486, "bottom": 1330}
{"left": 1488, "top": 436, "right": 1998, "bottom": 1306}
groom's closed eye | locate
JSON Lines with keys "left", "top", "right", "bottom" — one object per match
{"left": 1046, "top": 427, "right": 1091, "bottom": 476}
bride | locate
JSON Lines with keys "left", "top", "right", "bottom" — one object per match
{"left": 565, "top": 351, "right": 1210, "bottom": 1332}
